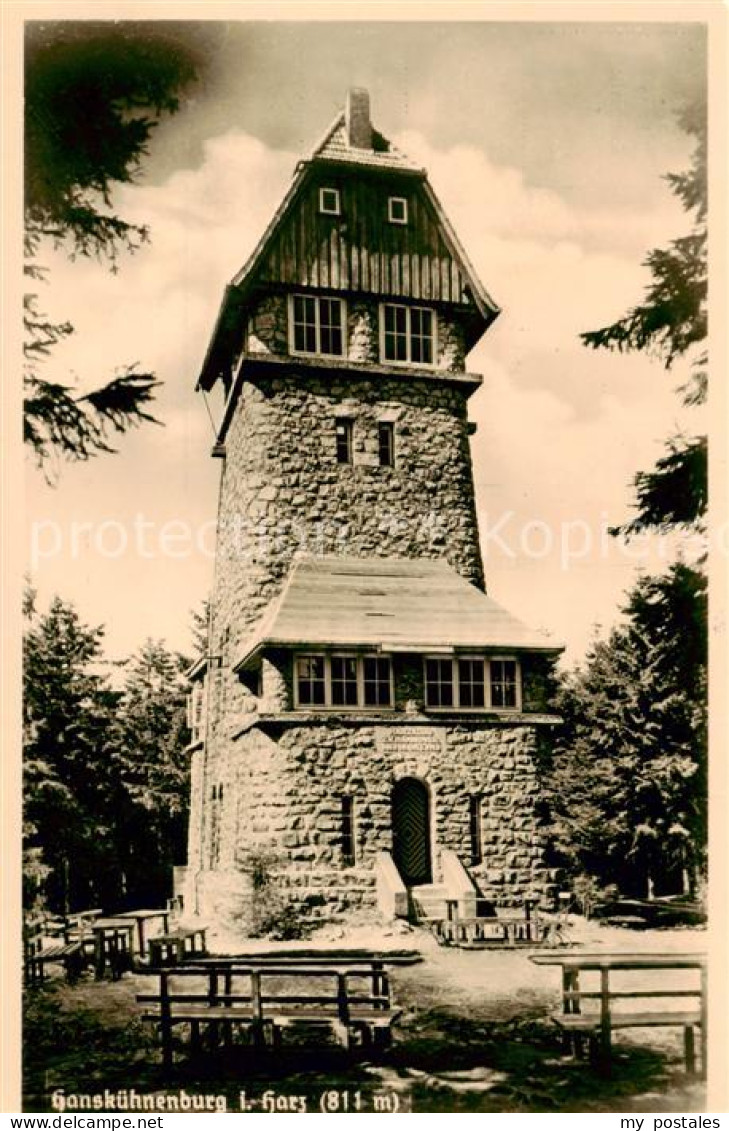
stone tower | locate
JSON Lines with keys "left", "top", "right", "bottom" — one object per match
{"left": 183, "top": 90, "right": 562, "bottom": 927}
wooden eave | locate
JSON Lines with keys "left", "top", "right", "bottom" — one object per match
{"left": 233, "top": 711, "right": 562, "bottom": 740}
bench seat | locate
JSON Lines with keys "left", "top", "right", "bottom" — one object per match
{"left": 25, "top": 940, "right": 84, "bottom": 984}
{"left": 553, "top": 1009, "right": 702, "bottom": 1031}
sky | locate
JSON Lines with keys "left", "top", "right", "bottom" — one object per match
{"left": 23, "top": 16, "right": 708, "bottom": 665}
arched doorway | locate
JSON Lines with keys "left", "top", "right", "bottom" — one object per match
{"left": 391, "top": 777, "right": 432, "bottom": 886}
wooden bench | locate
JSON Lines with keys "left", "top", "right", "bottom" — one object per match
{"left": 137, "top": 958, "right": 401, "bottom": 1069}
{"left": 147, "top": 926, "right": 208, "bottom": 966}
{"left": 530, "top": 951, "right": 707, "bottom": 1078}
{"left": 23, "top": 912, "right": 99, "bottom": 984}
{"left": 24, "top": 924, "right": 85, "bottom": 985}
{"left": 428, "top": 907, "right": 565, "bottom": 949}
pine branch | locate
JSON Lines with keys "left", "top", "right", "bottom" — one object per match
{"left": 24, "top": 368, "right": 162, "bottom": 470}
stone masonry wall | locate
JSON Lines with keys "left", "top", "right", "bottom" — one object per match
{"left": 192, "top": 720, "right": 552, "bottom": 928}
{"left": 246, "top": 294, "right": 467, "bottom": 373}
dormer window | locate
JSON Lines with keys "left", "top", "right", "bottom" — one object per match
{"left": 290, "top": 295, "right": 345, "bottom": 357}
{"left": 319, "top": 187, "right": 341, "bottom": 215}
{"left": 388, "top": 196, "right": 408, "bottom": 224}
{"left": 381, "top": 303, "right": 435, "bottom": 366}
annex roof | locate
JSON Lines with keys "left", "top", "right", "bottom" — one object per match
{"left": 234, "top": 557, "right": 562, "bottom": 670}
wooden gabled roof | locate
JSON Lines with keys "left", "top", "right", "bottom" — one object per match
{"left": 197, "top": 97, "right": 500, "bottom": 392}
{"left": 234, "top": 557, "right": 562, "bottom": 670}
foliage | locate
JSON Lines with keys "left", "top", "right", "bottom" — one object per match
{"left": 550, "top": 100, "right": 710, "bottom": 901}
{"left": 547, "top": 564, "right": 707, "bottom": 897}
{"left": 23, "top": 591, "right": 192, "bottom": 912}
{"left": 24, "top": 23, "right": 198, "bottom": 468}
{"left": 582, "top": 99, "right": 707, "bottom": 536}
{"left": 109, "top": 640, "right": 191, "bottom": 907}
{"left": 236, "top": 846, "right": 305, "bottom": 940}
{"left": 190, "top": 600, "right": 211, "bottom": 657}
{"left": 570, "top": 874, "right": 619, "bottom": 920}
{"left": 23, "top": 593, "right": 120, "bottom": 911}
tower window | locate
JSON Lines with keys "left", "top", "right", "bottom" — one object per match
{"left": 458, "top": 658, "right": 486, "bottom": 709}
{"left": 424, "top": 656, "right": 521, "bottom": 711}
{"left": 295, "top": 655, "right": 326, "bottom": 706}
{"left": 319, "top": 186, "right": 341, "bottom": 215}
{"left": 490, "top": 659, "right": 518, "bottom": 709}
{"left": 363, "top": 656, "right": 393, "bottom": 707}
{"left": 290, "top": 295, "right": 345, "bottom": 357}
{"left": 388, "top": 196, "right": 408, "bottom": 224}
{"left": 381, "top": 303, "right": 434, "bottom": 366}
{"left": 469, "top": 795, "right": 483, "bottom": 866}
{"left": 331, "top": 655, "right": 358, "bottom": 706}
{"left": 378, "top": 422, "right": 395, "bottom": 467}
{"left": 341, "top": 796, "right": 356, "bottom": 867}
{"left": 294, "top": 653, "right": 393, "bottom": 710}
{"left": 424, "top": 658, "right": 454, "bottom": 708}
{"left": 335, "top": 418, "right": 354, "bottom": 464}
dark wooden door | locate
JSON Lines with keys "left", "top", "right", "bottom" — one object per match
{"left": 391, "top": 778, "right": 432, "bottom": 886}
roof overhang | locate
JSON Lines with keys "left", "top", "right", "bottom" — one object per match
{"left": 233, "top": 556, "right": 564, "bottom": 672}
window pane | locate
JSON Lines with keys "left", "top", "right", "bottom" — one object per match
{"left": 335, "top": 418, "right": 353, "bottom": 465}
{"left": 378, "top": 422, "right": 394, "bottom": 467}
{"left": 331, "top": 655, "right": 358, "bottom": 706}
{"left": 425, "top": 658, "right": 453, "bottom": 707}
{"left": 320, "top": 187, "right": 340, "bottom": 214}
{"left": 383, "top": 305, "right": 408, "bottom": 362}
{"left": 363, "top": 656, "right": 392, "bottom": 706}
{"left": 458, "top": 658, "right": 485, "bottom": 708}
{"left": 410, "top": 308, "right": 433, "bottom": 365}
{"left": 389, "top": 197, "right": 407, "bottom": 223}
{"left": 490, "top": 660, "right": 517, "bottom": 709}
{"left": 297, "top": 655, "right": 326, "bottom": 706}
{"left": 319, "top": 298, "right": 343, "bottom": 356}
{"left": 293, "top": 296, "right": 317, "bottom": 353}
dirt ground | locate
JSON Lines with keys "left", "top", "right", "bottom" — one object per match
{"left": 23, "top": 919, "right": 710, "bottom": 1114}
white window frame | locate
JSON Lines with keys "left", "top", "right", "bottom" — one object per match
{"left": 294, "top": 653, "right": 327, "bottom": 708}
{"left": 379, "top": 302, "right": 437, "bottom": 368}
{"left": 488, "top": 656, "right": 522, "bottom": 712}
{"left": 319, "top": 186, "right": 341, "bottom": 215}
{"left": 423, "top": 655, "right": 522, "bottom": 712}
{"left": 289, "top": 294, "right": 347, "bottom": 359}
{"left": 294, "top": 652, "right": 394, "bottom": 710}
{"left": 388, "top": 196, "right": 408, "bottom": 224}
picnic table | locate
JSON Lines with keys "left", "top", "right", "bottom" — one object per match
{"left": 147, "top": 925, "right": 208, "bottom": 966}
{"left": 24, "top": 909, "right": 104, "bottom": 984}
{"left": 530, "top": 950, "right": 707, "bottom": 1078}
{"left": 116, "top": 908, "right": 171, "bottom": 957}
{"left": 138, "top": 954, "right": 402, "bottom": 1069}
{"left": 90, "top": 918, "right": 137, "bottom": 979}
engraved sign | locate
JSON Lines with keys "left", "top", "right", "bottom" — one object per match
{"left": 375, "top": 726, "right": 446, "bottom": 760}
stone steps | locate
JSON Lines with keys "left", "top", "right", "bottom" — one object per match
{"left": 409, "top": 883, "right": 450, "bottom": 921}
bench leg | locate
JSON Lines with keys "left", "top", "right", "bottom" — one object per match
{"left": 684, "top": 1025, "right": 696, "bottom": 1076}
{"left": 190, "top": 1021, "right": 202, "bottom": 1057}
{"left": 160, "top": 1024, "right": 173, "bottom": 1073}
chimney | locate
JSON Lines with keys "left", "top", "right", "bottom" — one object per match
{"left": 345, "top": 88, "right": 372, "bottom": 149}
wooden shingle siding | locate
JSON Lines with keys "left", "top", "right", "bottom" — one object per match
{"left": 256, "top": 173, "right": 471, "bottom": 306}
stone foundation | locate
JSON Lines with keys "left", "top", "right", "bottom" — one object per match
{"left": 187, "top": 718, "right": 552, "bottom": 929}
